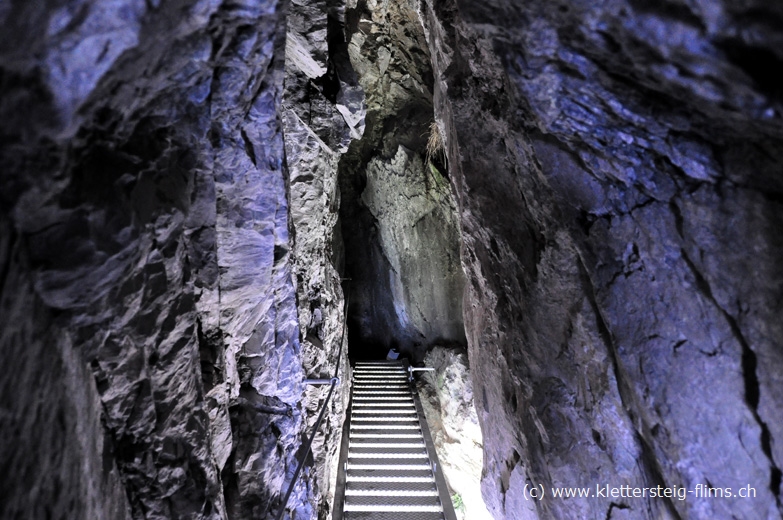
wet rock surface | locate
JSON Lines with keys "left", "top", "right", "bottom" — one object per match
{"left": 419, "top": 0, "right": 783, "bottom": 517}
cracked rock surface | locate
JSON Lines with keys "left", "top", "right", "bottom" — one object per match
{"left": 419, "top": 0, "right": 783, "bottom": 517}
{"left": 3, "top": 0, "right": 783, "bottom": 519}
{"left": 1, "top": 1, "right": 353, "bottom": 519}
{"left": 338, "top": 0, "right": 466, "bottom": 360}
{"left": 416, "top": 347, "right": 492, "bottom": 520}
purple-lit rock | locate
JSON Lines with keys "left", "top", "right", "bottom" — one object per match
{"left": 2, "top": 0, "right": 782, "bottom": 519}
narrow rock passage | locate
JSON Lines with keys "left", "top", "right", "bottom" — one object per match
{"left": 333, "top": 361, "right": 456, "bottom": 520}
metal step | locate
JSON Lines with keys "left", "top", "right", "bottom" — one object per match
{"left": 351, "top": 405, "right": 416, "bottom": 410}
{"left": 353, "top": 380, "right": 408, "bottom": 383}
{"left": 350, "top": 424, "right": 421, "bottom": 431}
{"left": 348, "top": 452, "right": 428, "bottom": 460}
{"left": 353, "top": 389, "right": 413, "bottom": 401}
{"left": 349, "top": 433, "right": 423, "bottom": 439}
{"left": 353, "top": 371, "right": 407, "bottom": 375}
{"left": 345, "top": 480, "right": 437, "bottom": 492}
{"left": 353, "top": 375, "right": 407, "bottom": 378}
{"left": 352, "top": 408, "right": 417, "bottom": 414}
{"left": 353, "top": 385, "right": 413, "bottom": 397}
{"left": 352, "top": 413, "right": 417, "bottom": 419}
{"left": 351, "top": 418, "right": 420, "bottom": 423}
{"left": 353, "top": 383, "right": 410, "bottom": 387}
{"left": 352, "top": 402, "right": 415, "bottom": 407}
{"left": 343, "top": 504, "right": 443, "bottom": 513}
{"left": 352, "top": 388, "right": 412, "bottom": 392}
{"left": 353, "top": 390, "right": 413, "bottom": 398}
{"left": 346, "top": 475, "right": 435, "bottom": 484}
{"left": 349, "top": 442, "right": 426, "bottom": 449}
{"left": 349, "top": 445, "right": 426, "bottom": 453}
{"left": 345, "top": 494, "right": 441, "bottom": 505}
{"left": 351, "top": 424, "right": 421, "bottom": 431}
{"left": 346, "top": 474, "right": 437, "bottom": 486}
{"left": 353, "top": 383, "right": 409, "bottom": 386}
{"left": 352, "top": 397, "right": 412, "bottom": 402}
{"left": 353, "top": 378, "right": 408, "bottom": 382}
{"left": 346, "top": 462, "right": 432, "bottom": 471}
{"left": 353, "top": 380, "right": 409, "bottom": 384}
{"left": 343, "top": 511, "right": 445, "bottom": 520}
{"left": 353, "top": 377, "right": 407, "bottom": 380}
{"left": 354, "top": 376, "right": 408, "bottom": 380}
{"left": 353, "top": 388, "right": 411, "bottom": 392}
{"left": 348, "top": 443, "right": 426, "bottom": 455}
{"left": 345, "top": 489, "right": 439, "bottom": 497}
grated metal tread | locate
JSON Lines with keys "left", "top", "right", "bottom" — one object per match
{"left": 352, "top": 402, "right": 416, "bottom": 407}
{"left": 345, "top": 495, "right": 442, "bottom": 507}
{"left": 353, "top": 382, "right": 409, "bottom": 386}
{"left": 349, "top": 442, "right": 426, "bottom": 449}
{"left": 350, "top": 423, "right": 420, "bottom": 430}
{"left": 344, "top": 504, "right": 443, "bottom": 513}
{"left": 353, "top": 375, "right": 407, "bottom": 378}
{"left": 350, "top": 444, "right": 426, "bottom": 452}
{"left": 350, "top": 433, "right": 422, "bottom": 439}
{"left": 346, "top": 474, "right": 435, "bottom": 484}
{"left": 354, "top": 371, "right": 407, "bottom": 374}
{"left": 345, "top": 481, "right": 437, "bottom": 492}
{"left": 346, "top": 462, "right": 432, "bottom": 471}
{"left": 353, "top": 376, "right": 408, "bottom": 379}
{"left": 335, "top": 361, "right": 453, "bottom": 520}
{"left": 346, "top": 468, "right": 435, "bottom": 479}
{"left": 351, "top": 409, "right": 418, "bottom": 414}
{"left": 344, "top": 511, "right": 445, "bottom": 520}
{"left": 353, "top": 385, "right": 410, "bottom": 389}
{"left": 345, "top": 489, "right": 439, "bottom": 497}
{"left": 353, "top": 391, "right": 413, "bottom": 395}
{"left": 352, "top": 394, "right": 412, "bottom": 398}
{"left": 350, "top": 417, "right": 420, "bottom": 423}
{"left": 348, "top": 452, "right": 429, "bottom": 460}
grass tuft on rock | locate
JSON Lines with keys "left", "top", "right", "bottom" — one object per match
{"left": 426, "top": 121, "right": 445, "bottom": 166}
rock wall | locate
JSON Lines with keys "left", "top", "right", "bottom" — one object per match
{"left": 4, "top": 0, "right": 783, "bottom": 519}
{"left": 419, "top": 0, "right": 783, "bottom": 518}
{"left": 338, "top": 0, "right": 466, "bottom": 360}
{"left": 1, "top": 217, "right": 133, "bottom": 520}
{"left": 282, "top": 0, "right": 365, "bottom": 515}
{"left": 0, "top": 1, "right": 351, "bottom": 519}
{"left": 416, "top": 347, "right": 491, "bottom": 520}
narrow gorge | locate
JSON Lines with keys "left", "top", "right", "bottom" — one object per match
{"left": 1, "top": 0, "right": 782, "bottom": 519}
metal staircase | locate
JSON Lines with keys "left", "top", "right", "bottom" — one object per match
{"left": 333, "top": 361, "right": 457, "bottom": 520}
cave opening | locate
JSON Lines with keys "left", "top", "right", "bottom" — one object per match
{"left": 334, "top": 0, "right": 467, "bottom": 365}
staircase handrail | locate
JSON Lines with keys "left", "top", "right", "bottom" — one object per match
{"left": 274, "top": 294, "right": 349, "bottom": 520}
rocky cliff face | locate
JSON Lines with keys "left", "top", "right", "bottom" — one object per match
{"left": 1, "top": 1, "right": 352, "bottom": 519}
{"left": 419, "top": 0, "right": 783, "bottom": 518}
{"left": 337, "top": 0, "right": 466, "bottom": 360}
{"left": 281, "top": 0, "right": 364, "bottom": 515}
{"left": 416, "top": 347, "right": 491, "bottom": 520}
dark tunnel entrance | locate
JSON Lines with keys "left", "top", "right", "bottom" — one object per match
{"left": 334, "top": 0, "right": 466, "bottom": 364}
{"left": 334, "top": 108, "right": 466, "bottom": 363}
{"left": 336, "top": 114, "right": 467, "bottom": 364}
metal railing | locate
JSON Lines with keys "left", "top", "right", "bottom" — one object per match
{"left": 330, "top": 359, "right": 458, "bottom": 520}
{"left": 274, "top": 295, "right": 348, "bottom": 520}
